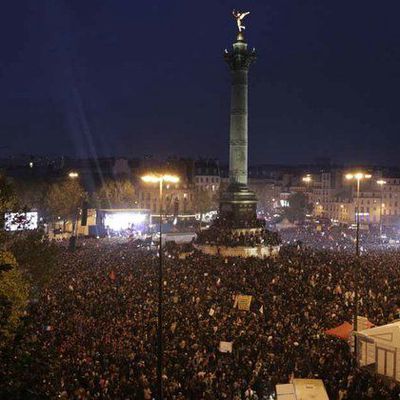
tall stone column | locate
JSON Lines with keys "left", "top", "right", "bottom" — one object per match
{"left": 225, "top": 32, "right": 256, "bottom": 186}
{"left": 219, "top": 32, "right": 258, "bottom": 226}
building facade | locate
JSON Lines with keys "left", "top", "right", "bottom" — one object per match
{"left": 194, "top": 159, "right": 220, "bottom": 193}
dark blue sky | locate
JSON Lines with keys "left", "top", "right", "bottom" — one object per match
{"left": 1, "top": 1, "right": 400, "bottom": 165}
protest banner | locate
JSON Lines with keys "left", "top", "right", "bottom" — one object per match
{"left": 237, "top": 295, "right": 252, "bottom": 311}
{"left": 170, "top": 322, "right": 177, "bottom": 333}
{"left": 219, "top": 341, "right": 233, "bottom": 353}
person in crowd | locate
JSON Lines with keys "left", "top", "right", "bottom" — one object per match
{"left": 1, "top": 232, "right": 400, "bottom": 399}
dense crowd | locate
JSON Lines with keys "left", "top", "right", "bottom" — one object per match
{"left": 196, "top": 227, "right": 281, "bottom": 247}
{"left": 278, "top": 225, "right": 399, "bottom": 253}
{"left": 1, "top": 238, "right": 400, "bottom": 399}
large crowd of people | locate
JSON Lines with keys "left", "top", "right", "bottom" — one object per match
{"left": 278, "top": 224, "right": 399, "bottom": 253}
{"left": 196, "top": 226, "right": 281, "bottom": 248}
{"left": 1, "top": 235, "right": 400, "bottom": 399}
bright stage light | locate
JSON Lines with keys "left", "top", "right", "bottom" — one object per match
{"left": 195, "top": 210, "right": 217, "bottom": 222}
{"left": 104, "top": 212, "right": 147, "bottom": 231}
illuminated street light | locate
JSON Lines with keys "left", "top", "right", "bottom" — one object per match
{"left": 302, "top": 175, "right": 313, "bottom": 209}
{"left": 68, "top": 171, "right": 79, "bottom": 179}
{"left": 344, "top": 171, "right": 371, "bottom": 361}
{"left": 141, "top": 173, "right": 180, "bottom": 400}
{"left": 67, "top": 171, "right": 80, "bottom": 250}
{"left": 345, "top": 172, "right": 372, "bottom": 181}
{"left": 141, "top": 174, "right": 179, "bottom": 184}
{"left": 377, "top": 180, "right": 387, "bottom": 237}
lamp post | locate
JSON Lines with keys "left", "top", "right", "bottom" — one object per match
{"left": 302, "top": 174, "right": 312, "bottom": 192}
{"left": 377, "top": 180, "right": 386, "bottom": 237}
{"left": 141, "top": 173, "right": 179, "bottom": 400}
{"left": 302, "top": 175, "right": 312, "bottom": 213}
{"left": 68, "top": 171, "right": 79, "bottom": 179}
{"left": 345, "top": 172, "right": 371, "bottom": 362}
{"left": 68, "top": 171, "right": 79, "bottom": 251}
{"left": 302, "top": 174, "right": 312, "bottom": 187}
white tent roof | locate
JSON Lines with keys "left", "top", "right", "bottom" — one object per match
{"left": 275, "top": 218, "right": 297, "bottom": 231}
{"left": 359, "top": 320, "right": 400, "bottom": 348}
{"left": 276, "top": 379, "right": 329, "bottom": 400}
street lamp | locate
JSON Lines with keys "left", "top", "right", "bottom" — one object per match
{"left": 302, "top": 175, "right": 312, "bottom": 193}
{"left": 68, "top": 171, "right": 79, "bottom": 179}
{"left": 302, "top": 174, "right": 312, "bottom": 185}
{"left": 68, "top": 172, "right": 80, "bottom": 250}
{"left": 141, "top": 173, "right": 180, "bottom": 400}
{"left": 302, "top": 175, "right": 312, "bottom": 211}
{"left": 377, "top": 180, "right": 386, "bottom": 237}
{"left": 345, "top": 171, "right": 371, "bottom": 362}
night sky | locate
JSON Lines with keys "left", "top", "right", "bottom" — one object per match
{"left": 1, "top": 1, "right": 400, "bottom": 165}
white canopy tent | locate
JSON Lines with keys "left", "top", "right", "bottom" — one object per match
{"left": 357, "top": 320, "right": 400, "bottom": 381}
{"left": 276, "top": 379, "right": 329, "bottom": 400}
{"left": 275, "top": 218, "right": 297, "bottom": 231}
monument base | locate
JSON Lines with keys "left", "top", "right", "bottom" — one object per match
{"left": 219, "top": 183, "right": 258, "bottom": 228}
{"left": 194, "top": 243, "right": 280, "bottom": 259}
{"left": 195, "top": 222, "right": 281, "bottom": 258}
{"left": 194, "top": 182, "right": 281, "bottom": 258}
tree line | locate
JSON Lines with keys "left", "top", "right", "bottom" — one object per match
{"left": 12, "top": 175, "right": 218, "bottom": 228}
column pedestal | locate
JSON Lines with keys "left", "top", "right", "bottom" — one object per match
{"left": 219, "top": 183, "right": 258, "bottom": 227}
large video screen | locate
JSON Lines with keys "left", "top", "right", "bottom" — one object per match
{"left": 5, "top": 212, "right": 38, "bottom": 231}
{"left": 103, "top": 210, "right": 150, "bottom": 233}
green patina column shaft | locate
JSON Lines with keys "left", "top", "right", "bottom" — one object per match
{"left": 225, "top": 32, "right": 256, "bottom": 186}
{"left": 219, "top": 30, "right": 258, "bottom": 226}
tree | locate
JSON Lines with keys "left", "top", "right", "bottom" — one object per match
{"left": 0, "top": 173, "right": 20, "bottom": 232}
{"left": 192, "top": 189, "right": 216, "bottom": 228}
{"left": 95, "top": 179, "right": 136, "bottom": 209}
{"left": 0, "top": 250, "right": 29, "bottom": 346}
{"left": 0, "top": 174, "right": 18, "bottom": 228}
{"left": 6, "top": 230, "right": 59, "bottom": 287}
{"left": 46, "top": 180, "right": 85, "bottom": 227}
{"left": 13, "top": 177, "right": 49, "bottom": 212}
{"left": 283, "top": 192, "right": 313, "bottom": 223}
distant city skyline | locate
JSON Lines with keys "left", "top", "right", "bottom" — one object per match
{"left": 1, "top": 1, "right": 400, "bottom": 165}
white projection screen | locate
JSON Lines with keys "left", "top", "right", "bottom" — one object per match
{"left": 4, "top": 212, "right": 38, "bottom": 231}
